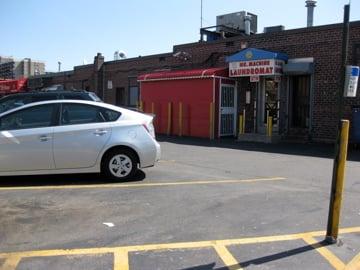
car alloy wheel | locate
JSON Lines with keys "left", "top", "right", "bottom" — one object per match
{"left": 102, "top": 149, "right": 138, "bottom": 181}
{"left": 109, "top": 154, "right": 133, "bottom": 178}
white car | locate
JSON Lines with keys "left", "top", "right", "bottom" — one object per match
{"left": 0, "top": 100, "right": 161, "bottom": 181}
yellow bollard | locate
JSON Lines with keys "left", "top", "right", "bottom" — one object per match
{"left": 243, "top": 109, "right": 246, "bottom": 134}
{"left": 178, "top": 102, "right": 183, "bottom": 137}
{"left": 138, "top": 100, "right": 143, "bottom": 112}
{"left": 209, "top": 102, "right": 214, "bottom": 139}
{"left": 151, "top": 102, "right": 155, "bottom": 114}
{"left": 167, "top": 102, "right": 172, "bottom": 136}
{"left": 238, "top": 115, "right": 244, "bottom": 135}
{"left": 267, "top": 116, "right": 273, "bottom": 137}
{"left": 326, "top": 120, "right": 350, "bottom": 242}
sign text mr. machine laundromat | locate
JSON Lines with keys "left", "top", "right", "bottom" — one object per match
{"left": 229, "top": 59, "right": 284, "bottom": 77}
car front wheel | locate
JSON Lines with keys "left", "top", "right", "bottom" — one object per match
{"left": 102, "top": 149, "right": 138, "bottom": 181}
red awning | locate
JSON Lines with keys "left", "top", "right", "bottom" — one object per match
{"left": 138, "top": 67, "right": 228, "bottom": 82}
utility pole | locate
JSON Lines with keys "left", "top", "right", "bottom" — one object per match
{"left": 325, "top": 4, "right": 350, "bottom": 244}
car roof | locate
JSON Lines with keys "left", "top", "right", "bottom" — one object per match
{"left": 0, "top": 100, "right": 124, "bottom": 117}
{"left": 9, "top": 90, "right": 88, "bottom": 96}
{"left": 0, "top": 91, "right": 91, "bottom": 100}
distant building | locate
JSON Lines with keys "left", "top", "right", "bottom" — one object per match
{"left": 0, "top": 56, "right": 45, "bottom": 79}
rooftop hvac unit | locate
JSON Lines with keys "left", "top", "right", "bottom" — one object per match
{"left": 216, "top": 11, "right": 257, "bottom": 34}
{"left": 264, "top": 25, "right": 285, "bottom": 33}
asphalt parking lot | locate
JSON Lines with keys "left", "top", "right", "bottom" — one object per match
{"left": 0, "top": 136, "right": 360, "bottom": 270}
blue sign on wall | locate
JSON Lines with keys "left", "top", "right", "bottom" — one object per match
{"left": 344, "top": 66, "right": 359, "bottom": 97}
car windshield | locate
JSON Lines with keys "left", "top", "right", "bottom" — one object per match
{"left": 88, "top": 92, "right": 102, "bottom": 102}
{"left": 0, "top": 97, "right": 28, "bottom": 114}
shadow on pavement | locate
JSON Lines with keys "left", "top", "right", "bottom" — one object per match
{"left": 158, "top": 135, "right": 360, "bottom": 162}
{"left": 0, "top": 170, "right": 146, "bottom": 187}
{"left": 182, "top": 263, "right": 216, "bottom": 270}
{"left": 217, "top": 241, "right": 330, "bottom": 269}
{"left": 181, "top": 241, "right": 331, "bottom": 270}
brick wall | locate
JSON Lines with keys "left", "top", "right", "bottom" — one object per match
{"left": 176, "top": 22, "right": 360, "bottom": 142}
{"left": 29, "top": 21, "right": 360, "bottom": 142}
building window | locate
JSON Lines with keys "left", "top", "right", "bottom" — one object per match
{"left": 159, "top": 56, "right": 166, "bottom": 62}
{"left": 129, "top": 86, "right": 139, "bottom": 106}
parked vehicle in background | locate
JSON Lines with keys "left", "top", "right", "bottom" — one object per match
{"left": 0, "top": 100, "right": 160, "bottom": 180}
{"left": 0, "top": 90, "right": 101, "bottom": 114}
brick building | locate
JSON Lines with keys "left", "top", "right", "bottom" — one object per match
{"left": 28, "top": 21, "right": 360, "bottom": 143}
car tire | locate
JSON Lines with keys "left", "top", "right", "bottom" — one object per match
{"left": 102, "top": 149, "right": 138, "bottom": 181}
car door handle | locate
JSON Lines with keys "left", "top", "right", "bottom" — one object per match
{"left": 93, "top": 129, "right": 108, "bottom": 136}
{"left": 39, "top": 135, "right": 52, "bottom": 142}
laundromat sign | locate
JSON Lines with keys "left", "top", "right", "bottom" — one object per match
{"left": 229, "top": 59, "right": 284, "bottom": 77}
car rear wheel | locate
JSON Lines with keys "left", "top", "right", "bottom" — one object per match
{"left": 102, "top": 149, "right": 138, "bottom": 181}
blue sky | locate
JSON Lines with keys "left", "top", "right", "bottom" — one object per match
{"left": 0, "top": 0, "right": 358, "bottom": 72}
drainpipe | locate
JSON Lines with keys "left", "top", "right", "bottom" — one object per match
{"left": 102, "top": 65, "right": 105, "bottom": 102}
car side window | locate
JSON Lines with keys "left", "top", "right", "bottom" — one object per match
{"left": 0, "top": 104, "right": 55, "bottom": 131}
{"left": 101, "top": 108, "right": 121, "bottom": 121}
{"left": 61, "top": 104, "right": 106, "bottom": 125}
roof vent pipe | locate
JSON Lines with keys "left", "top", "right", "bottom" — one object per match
{"left": 305, "top": 0, "right": 317, "bottom": 27}
{"left": 114, "top": 51, "right": 119, "bottom": 60}
{"left": 244, "top": 14, "right": 251, "bottom": 35}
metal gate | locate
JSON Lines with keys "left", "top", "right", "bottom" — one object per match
{"left": 220, "top": 84, "right": 236, "bottom": 136}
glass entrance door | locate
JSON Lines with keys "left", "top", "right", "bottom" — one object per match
{"left": 257, "top": 77, "right": 280, "bottom": 133}
{"left": 264, "top": 78, "right": 279, "bottom": 126}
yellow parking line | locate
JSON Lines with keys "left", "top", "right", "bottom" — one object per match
{"left": 0, "top": 177, "right": 285, "bottom": 191}
{"left": 0, "top": 227, "right": 358, "bottom": 270}
{"left": 345, "top": 251, "right": 360, "bottom": 270}
{"left": 1, "top": 255, "right": 21, "bottom": 270}
{"left": 0, "top": 248, "right": 117, "bottom": 270}
{"left": 220, "top": 233, "right": 308, "bottom": 246}
{"left": 117, "top": 232, "right": 314, "bottom": 253}
{"left": 0, "top": 247, "right": 115, "bottom": 259}
{"left": 302, "top": 235, "right": 346, "bottom": 270}
{"left": 337, "top": 227, "right": 360, "bottom": 234}
{"left": 213, "top": 244, "right": 243, "bottom": 270}
{"left": 1, "top": 227, "right": 359, "bottom": 261}
{"left": 0, "top": 228, "right": 357, "bottom": 270}
{"left": 113, "top": 248, "right": 129, "bottom": 270}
